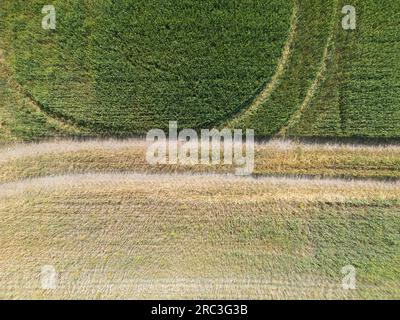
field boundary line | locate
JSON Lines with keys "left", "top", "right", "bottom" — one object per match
{"left": 2, "top": 138, "right": 400, "bottom": 163}
{"left": 0, "top": 48, "right": 17, "bottom": 141}
{"left": 223, "top": 0, "right": 298, "bottom": 127}
{"left": 1, "top": 171, "right": 399, "bottom": 194}
{"left": 277, "top": 0, "right": 339, "bottom": 137}
{"left": 0, "top": 46, "right": 86, "bottom": 136}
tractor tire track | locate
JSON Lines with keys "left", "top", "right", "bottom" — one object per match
{"left": 277, "top": 0, "right": 339, "bottom": 137}
{"left": 224, "top": 1, "right": 299, "bottom": 127}
{"left": 0, "top": 47, "right": 87, "bottom": 137}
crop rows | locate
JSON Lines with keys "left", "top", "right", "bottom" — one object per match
{"left": 290, "top": 0, "right": 400, "bottom": 138}
{"left": 0, "top": 0, "right": 292, "bottom": 136}
{"left": 0, "top": 0, "right": 399, "bottom": 139}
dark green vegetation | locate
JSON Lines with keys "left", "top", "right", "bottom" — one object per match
{"left": 0, "top": 0, "right": 399, "bottom": 140}
{"left": 290, "top": 0, "right": 400, "bottom": 138}
{"left": 0, "top": 0, "right": 291, "bottom": 136}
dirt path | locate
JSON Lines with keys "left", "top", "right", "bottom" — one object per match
{"left": 1, "top": 170, "right": 399, "bottom": 201}
{"left": 2, "top": 138, "right": 400, "bottom": 164}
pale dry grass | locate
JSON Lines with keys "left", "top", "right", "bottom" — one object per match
{"left": 2, "top": 138, "right": 399, "bottom": 163}
{"left": 0, "top": 138, "right": 147, "bottom": 164}
{"left": 0, "top": 173, "right": 399, "bottom": 299}
{"left": 0, "top": 172, "right": 399, "bottom": 202}
{"left": 0, "top": 138, "right": 399, "bottom": 183}
{"left": 0, "top": 140, "right": 399, "bottom": 299}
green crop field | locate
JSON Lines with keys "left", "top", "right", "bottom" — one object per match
{"left": 1, "top": 0, "right": 292, "bottom": 136}
{"left": 290, "top": 0, "right": 400, "bottom": 138}
{"left": 0, "top": 0, "right": 399, "bottom": 139}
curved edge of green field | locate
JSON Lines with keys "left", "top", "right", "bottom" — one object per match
{"left": 1, "top": 0, "right": 399, "bottom": 141}
{"left": 0, "top": 46, "right": 89, "bottom": 143}
{"left": 0, "top": 2, "right": 89, "bottom": 144}
{"left": 1, "top": 0, "right": 294, "bottom": 136}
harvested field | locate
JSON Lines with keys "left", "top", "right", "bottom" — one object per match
{"left": 1, "top": 173, "right": 399, "bottom": 299}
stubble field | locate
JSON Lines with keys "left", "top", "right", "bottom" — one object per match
{"left": 0, "top": 140, "right": 399, "bottom": 299}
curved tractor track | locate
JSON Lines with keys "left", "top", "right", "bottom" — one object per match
{"left": 278, "top": 0, "right": 339, "bottom": 136}
{"left": 223, "top": 0, "right": 340, "bottom": 137}
{"left": 224, "top": 0, "right": 299, "bottom": 128}
{"left": 0, "top": 47, "right": 86, "bottom": 140}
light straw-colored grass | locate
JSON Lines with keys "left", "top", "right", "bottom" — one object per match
{"left": 0, "top": 173, "right": 399, "bottom": 299}
{"left": 0, "top": 139, "right": 399, "bottom": 183}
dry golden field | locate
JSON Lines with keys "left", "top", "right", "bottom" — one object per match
{"left": 1, "top": 139, "right": 399, "bottom": 182}
{"left": 0, "top": 140, "right": 399, "bottom": 299}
